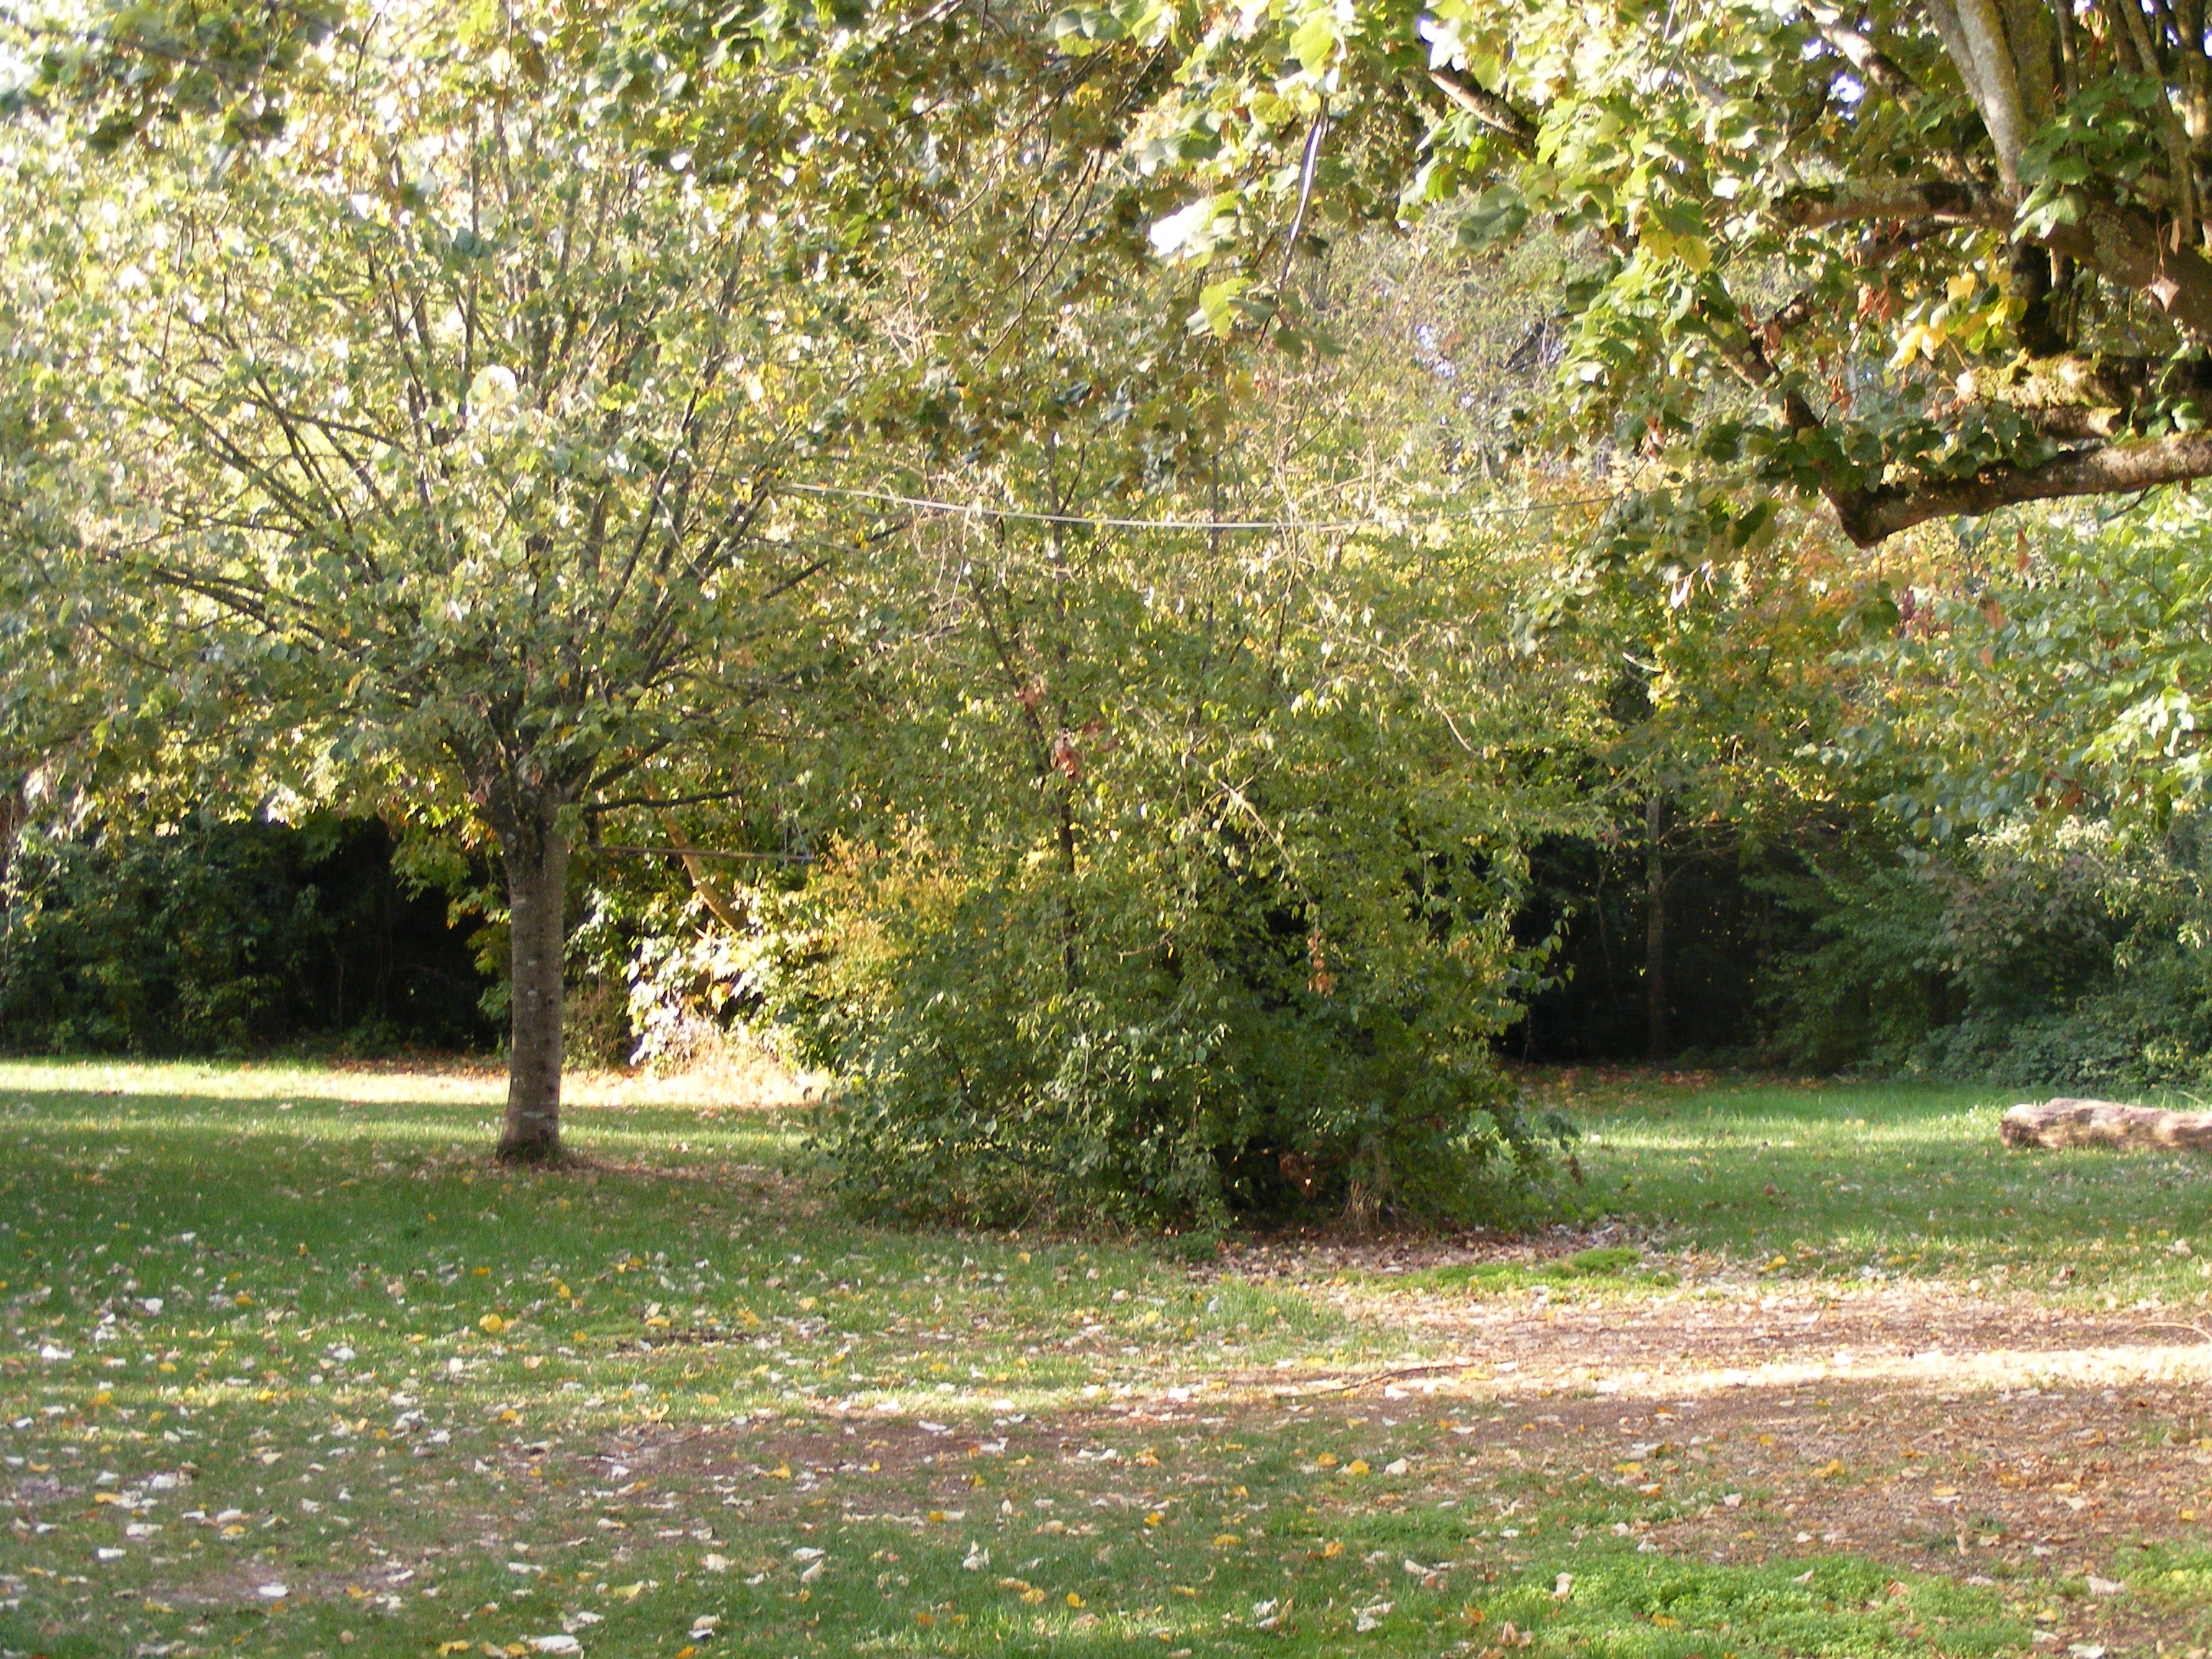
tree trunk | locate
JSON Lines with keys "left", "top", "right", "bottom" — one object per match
{"left": 2000, "top": 1098, "right": 2212, "bottom": 1151}
{"left": 496, "top": 801, "right": 571, "bottom": 1164}
{"left": 1645, "top": 790, "right": 1668, "bottom": 1061}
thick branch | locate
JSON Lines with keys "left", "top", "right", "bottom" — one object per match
{"left": 1827, "top": 429, "right": 2212, "bottom": 544}
{"left": 1950, "top": 349, "right": 2212, "bottom": 436}
{"left": 1776, "top": 177, "right": 2008, "bottom": 230}
{"left": 2041, "top": 202, "right": 2212, "bottom": 343}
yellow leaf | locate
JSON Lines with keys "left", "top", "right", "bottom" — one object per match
{"left": 1213, "top": 1533, "right": 1241, "bottom": 1546}
{"left": 770, "top": 1465, "right": 791, "bottom": 1480}
{"left": 1144, "top": 1512, "right": 1163, "bottom": 1528}
{"left": 915, "top": 1612, "right": 934, "bottom": 1627}
{"left": 1316, "top": 1453, "right": 1338, "bottom": 1468}
{"left": 1346, "top": 1460, "right": 1370, "bottom": 1477}
{"left": 1136, "top": 1450, "right": 1161, "bottom": 1467}
{"left": 1020, "top": 1586, "right": 1046, "bottom": 1604}
{"left": 1322, "top": 1540, "right": 1344, "bottom": 1559}
{"left": 479, "top": 1314, "right": 506, "bottom": 1335}
{"left": 435, "top": 1643, "right": 470, "bottom": 1656}
{"left": 1814, "top": 1459, "right": 1845, "bottom": 1479}
{"left": 1653, "top": 1614, "right": 1680, "bottom": 1628}
{"left": 1066, "top": 1592, "right": 1084, "bottom": 1609}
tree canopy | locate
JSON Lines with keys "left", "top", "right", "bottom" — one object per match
{"left": 1087, "top": 0, "right": 2212, "bottom": 542}
{"left": 7, "top": 1, "right": 850, "bottom": 1158}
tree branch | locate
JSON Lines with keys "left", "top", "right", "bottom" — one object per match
{"left": 1805, "top": 7, "right": 1923, "bottom": 101}
{"left": 1775, "top": 177, "right": 2008, "bottom": 230}
{"left": 1827, "top": 430, "right": 2212, "bottom": 544}
{"left": 1425, "top": 65, "right": 1537, "bottom": 153}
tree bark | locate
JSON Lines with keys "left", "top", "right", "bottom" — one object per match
{"left": 2000, "top": 1097, "right": 2212, "bottom": 1151}
{"left": 1645, "top": 790, "right": 1668, "bottom": 1061}
{"left": 496, "top": 799, "right": 571, "bottom": 1164}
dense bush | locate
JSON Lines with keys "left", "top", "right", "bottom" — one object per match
{"left": 0, "top": 814, "right": 495, "bottom": 1055}
{"left": 759, "top": 507, "right": 1589, "bottom": 1230}
{"left": 1763, "top": 817, "right": 2212, "bottom": 1087}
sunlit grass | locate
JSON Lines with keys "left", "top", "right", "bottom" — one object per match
{"left": 3, "top": 1063, "right": 2208, "bottom": 1657}
{"left": 1519, "top": 1074, "right": 2212, "bottom": 1307}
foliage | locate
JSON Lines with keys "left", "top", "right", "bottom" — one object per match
{"left": 0, "top": 812, "right": 493, "bottom": 1055}
{"left": 774, "top": 513, "right": 1584, "bottom": 1227}
{"left": 1081, "top": 0, "right": 2212, "bottom": 541}
{"left": 1762, "top": 815, "right": 2212, "bottom": 1086}
{"left": 4, "top": 0, "right": 855, "bottom": 1154}
{"left": 10, "top": 0, "right": 344, "bottom": 151}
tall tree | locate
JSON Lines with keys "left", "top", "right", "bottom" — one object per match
{"left": 1076, "top": 0, "right": 2212, "bottom": 541}
{"left": 8, "top": 2, "right": 842, "bottom": 1159}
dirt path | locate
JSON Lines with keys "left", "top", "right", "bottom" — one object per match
{"left": 1202, "top": 1259, "right": 2212, "bottom": 1649}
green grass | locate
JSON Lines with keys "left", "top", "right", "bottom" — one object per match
{"left": 2, "top": 1062, "right": 2208, "bottom": 1658}
{"left": 1517, "top": 1073, "right": 2212, "bottom": 1305}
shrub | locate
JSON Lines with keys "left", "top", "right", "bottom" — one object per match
{"left": 1766, "top": 816, "right": 2212, "bottom": 1086}
{"left": 0, "top": 813, "right": 494, "bottom": 1054}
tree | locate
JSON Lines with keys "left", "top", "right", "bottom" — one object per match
{"left": 8, "top": 0, "right": 343, "bottom": 151}
{"left": 7, "top": 3, "right": 842, "bottom": 1159}
{"left": 1074, "top": 0, "right": 2212, "bottom": 542}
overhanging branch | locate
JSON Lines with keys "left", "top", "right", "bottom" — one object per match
{"left": 1827, "top": 430, "right": 2212, "bottom": 544}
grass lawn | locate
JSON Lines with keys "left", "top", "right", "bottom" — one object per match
{"left": 3, "top": 1061, "right": 2211, "bottom": 1659}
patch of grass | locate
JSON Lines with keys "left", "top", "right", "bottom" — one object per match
{"left": 1, "top": 1061, "right": 2203, "bottom": 1658}
{"left": 1527, "top": 1073, "right": 2212, "bottom": 1305}
{"left": 1395, "top": 1245, "right": 1680, "bottom": 1297}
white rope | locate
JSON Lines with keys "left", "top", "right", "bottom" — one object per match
{"left": 783, "top": 481, "right": 1621, "bottom": 535}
